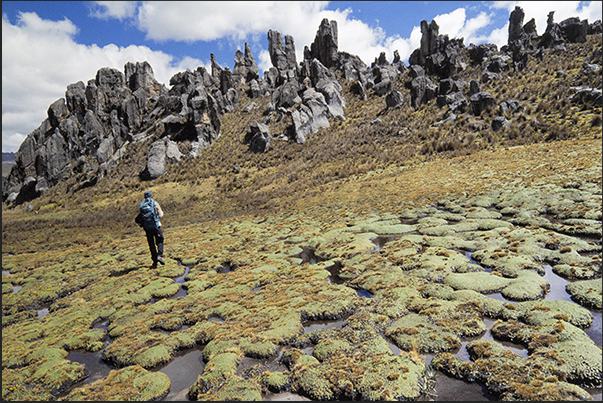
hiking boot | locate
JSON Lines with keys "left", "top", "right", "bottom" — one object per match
{"left": 151, "top": 262, "right": 158, "bottom": 268}
{"left": 157, "top": 257, "right": 165, "bottom": 265}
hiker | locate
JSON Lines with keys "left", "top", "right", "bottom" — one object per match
{"left": 138, "top": 190, "right": 165, "bottom": 267}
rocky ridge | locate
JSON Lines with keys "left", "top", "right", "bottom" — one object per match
{"left": 3, "top": 7, "right": 601, "bottom": 206}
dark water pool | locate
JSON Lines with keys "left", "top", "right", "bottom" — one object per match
{"left": 154, "top": 347, "right": 205, "bottom": 401}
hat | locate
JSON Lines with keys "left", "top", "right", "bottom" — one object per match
{"left": 144, "top": 190, "right": 152, "bottom": 198}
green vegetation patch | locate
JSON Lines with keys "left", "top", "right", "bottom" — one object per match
{"left": 432, "top": 340, "right": 593, "bottom": 400}
{"left": 566, "top": 278, "right": 602, "bottom": 310}
{"left": 263, "top": 370, "right": 291, "bottom": 393}
{"left": 444, "top": 272, "right": 510, "bottom": 293}
{"left": 62, "top": 365, "right": 170, "bottom": 401}
{"left": 189, "top": 352, "right": 240, "bottom": 399}
{"left": 200, "top": 376, "right": 262, "bottom": 401}
{"left": 385, "top": 313, "right": 460, "bottom": 353}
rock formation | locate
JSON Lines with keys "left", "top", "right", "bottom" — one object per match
{"left": 409, "top": 20, "right": 466, "bottom": 78}
{"left": 3, "top": 7, "right": 601, "bottom": 205}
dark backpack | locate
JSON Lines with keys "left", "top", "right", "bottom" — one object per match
{"left": 139, "top": 198, "right": 158, "bottom": 231}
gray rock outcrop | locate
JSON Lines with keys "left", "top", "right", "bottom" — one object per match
{"left": 4, "top": 61, "right": 170, "bottom": 203}
{"left": 470, "top": 91, "right": 497, "bottom": 115}
{"left": 409, "top": 19, "right": 466, "bottom": 78}
{"left": 3, "top": 58, "right": 232, "bottom": 204}
{"left": 233, "top": 42, "right": 259, "bottom": 84}
{"left": 306, "top": 18, "right": 339, "bottom": 69}
{"left": 410, "top": 76, "right": 438, "bottom": 108}
{"left": 244, "top": 122, "right": 272, "bottom": 153}
{"left": 385, "top": 90, "right": 404, "bottom": 109}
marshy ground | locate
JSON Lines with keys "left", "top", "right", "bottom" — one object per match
{"left": 2, "top": 134, "right": 601, "bottom": 401}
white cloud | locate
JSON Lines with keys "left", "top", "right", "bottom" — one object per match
{"left": 1, "top": 11, "right": 192, "bottom": 153}
{"left": 90, "top": 1, "right": 139, "bottom": 21}
{"left": 131, "top": 1, "right": 419, "bottom": 65}
{"left": 136, "top": 1, "right": 330, "bottom": 43}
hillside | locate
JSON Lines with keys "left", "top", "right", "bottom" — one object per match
{"left": 2, "top": 8, "right": 602, "bottom": 402}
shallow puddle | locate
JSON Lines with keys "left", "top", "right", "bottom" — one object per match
{"left": 207, "top": 316, "right": 225, "bottom": 324}
{"left": 154, "top": 347, "right": 205, "bottom": 401}
{"left": 355, "top": 289, "right": 373, "bottom": 298}
{"left": 465, "top": 251, "right": 492, "bottom": 273}
{"left": 293, "top": 246, "right": 324, "bottom": 264}
{"left": 542, "top": 264, "right": 572, "bottom": 302}
{"left": 373, "top": 235, "right": 402, "bottom": 251}
{"left": 431, "top": 375, "right": 498, "bottom": 401}
{"left": 12, "top": 285, "right": 21, "bottom": 293}
{"left": 586, "top": 310, "right": 602, "bottom": 347}
{"left": 37, "top": 308, "right": 49, "bottom": 318}
{"left": 2, "top": 270, "right": 11, "bottom": 275}
{"left": 303, "top": 318, "right": 348, "bottom": 333}
{"left": 480, "top": 318, "right": 528, "bottom": 357}
{"left": 324, "top": 261, "right": 345, "bottom": 285}
{"left": 66, "top": 339, "right": 116, "bottom": 387}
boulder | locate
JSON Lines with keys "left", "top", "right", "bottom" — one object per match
{"left": 559, "top": 17, "right": 589, "bottom": 43}
{"left": 143, "top": 140, "right": 167, "bottom": 179}
{"left": 571, "top": 88, "right": 602, "bottom": 107}
{"left": 272, "top": 80, "right": 302, "bottom": 108}
{"left": 232, "top": 43, "right": 259, "bottom": 84}
{"left": 385, "top": 90, "right": 404, "bottom": 109}
{"left": 437, "top": 92, "right": 468, "bottom": 113}
{"left": 65, "top": 81, "right": 88, "bottom": 121}
{"left": 485, "top": 55, "right": 511, "bottom": 73}
{"left": 467, "top": 43, "right": 498, "bottom": 65}
{"left": 433, "top": 113, "right": 456, "bottom": 127}
{"left": 499, "top": 100, "right": 521, "bottom": 115}
{"left": 248, "top": 79, "right": 262, "bottom": 99}
{"left": 470, "top": 91, "right": 497, "bottom": 115}
{"left": 409, "top": 65, "right": 425, "bottom": 79}
{"left": 210, "top": 53, "right": 222, "bottom": 79}
{"left": 165, "top": 139, "right": 182, "bottom": 163}
{"left": 439, "top": 78, "right": 464, "bottom": 95}
{"left": 410, "top": 76, "right": 438, "bottom": 108}
{"left": 290, "top": 105, "right": 313, "bottom": 144}
{"left": 540, "top": 11, "right": 565, "bottom": 48}
{"left": 491, "top": 116, "right": 510, "bottom": 131}
{"left": 268, "top": 30, "right": 297, "bottom": 73}
{"left": 308, "top": 59, "right": 346, "bottom": 118}
{"left": 373, "top": 79, "right": 392, "bottom": 96}
{"left": 409, "top": 19, "right": 466, "bottom": 78}
{"left": 589, "top": 20, "right": 602, "bottom": 34}
{"left": 14, "top": 176, "right": 39, "bottom": 205}
{"left": 47, "top": 98, "right": 68, "bottom": 128}
{"left": 469, "top": 79, "right": 481, "bottom": 95}
{"left": 124, "top": 61, "right": 162, "bottom": 100}
{"left": 508, "top": 6, "right": 526, "bottom": 44}
{"left": 244, "top": 121, "right": 272, "bottom": 153}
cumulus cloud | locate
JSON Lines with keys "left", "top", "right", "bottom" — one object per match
{"left": 90, "top": 1, "right": 138, "bottom": 21}
{"left": 1, "top": 11, "right": 198, "bottom": 152}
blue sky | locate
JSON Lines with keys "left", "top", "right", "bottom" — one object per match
{"left": 2, "top": 1, "right": 601, "bottom": 153}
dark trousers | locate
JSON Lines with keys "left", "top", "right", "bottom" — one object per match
{"left": 145, "top": 227, "right": 164, "bottom": 263}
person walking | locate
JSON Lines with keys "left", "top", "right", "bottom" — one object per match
{"left": 138, "top": 190, "right": 165, "bottom": 268}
